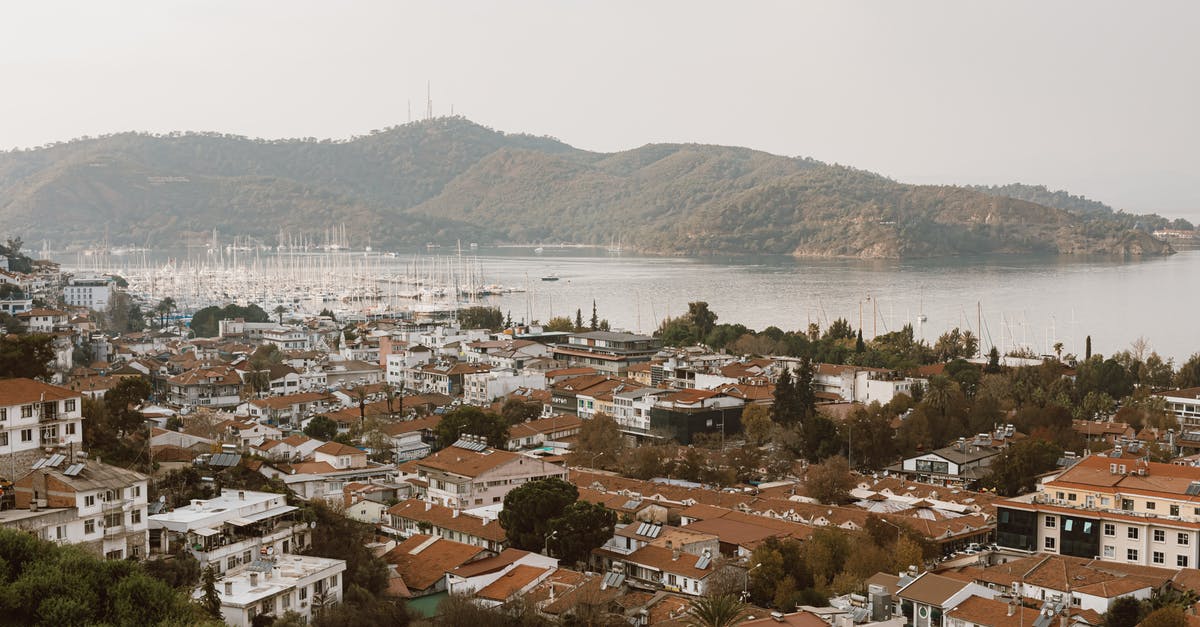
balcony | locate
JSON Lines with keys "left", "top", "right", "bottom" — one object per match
{"left": 103, "top": 498, "right": 133, "bottom": 512}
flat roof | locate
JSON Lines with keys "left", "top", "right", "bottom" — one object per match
{"left": 195, "top": 554, "right": 346, "bottom": 607}
{"left": 149, "top": 489, "right": 290, "bottom": 532}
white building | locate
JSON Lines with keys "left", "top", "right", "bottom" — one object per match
{"left": 149, "top": 489, "right": 310, "bottom": 574}
{"left": 0, "top": 378, "right": 84, "bottom": 471}
{"left": 64, "top": 275, "right": 114, "bottom": 310}
{"left": 1158, "top": 387, "right": 1200, "bottom": 429}
{"left": 199, "top": 554, "right": 346, "bottom": 627}
{"left": 462, "top": 369, "right": 546, "bottom": 406}
{"left": 12, "top": 457, "right": 150, "bottom": 560}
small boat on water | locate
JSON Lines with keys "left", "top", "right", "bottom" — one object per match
{"left": 541, "top": 274, "right": 559, "bottom": 282}
{"left": 534, "top": 247, "right": 544, "bottom": 254}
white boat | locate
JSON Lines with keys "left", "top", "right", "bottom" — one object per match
{"left": 534, "top": 247, "right": 544, "bottom": 254}
{"left": 541, "top": 274, "right": 559, "bottom": 282}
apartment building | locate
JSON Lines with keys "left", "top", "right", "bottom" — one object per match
{"left": 0, "top": 378, "right": 84, "bottom": 472}
{"left": 997, "top": 455, "right": 1200, "bottom": 568}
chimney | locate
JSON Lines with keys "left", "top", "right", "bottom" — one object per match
{"left": 238, "top": 490, "right": 245, "bottom": 500}
{"left": 224, "top": 581, "right": 233, "bottom": 595}
{"left": 425, "top": 501, "right": 432, "bottom": 511}
{"left": 452, "top": 509, "right": 460, "bottom": 518}
{"left": 1007, "top": 601, "right": 1016, "bottom": 617}
{"left": 672, "top": 548, "right": 680, "bottom": 561}
{"left": 249, "top": 572, "right": 258, "bottom": 587}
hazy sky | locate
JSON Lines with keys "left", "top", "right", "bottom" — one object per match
{"left": 2, "top": 1, "right": 1197, "bottom": 217}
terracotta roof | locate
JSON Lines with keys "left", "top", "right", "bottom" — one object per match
{"left": 249, "top": 391, "right": 334, "bottom": 410}
{"left": 380, "top": 415, "right": 442, "bottom": 437}
{"left": 281, "top": 434, "right": 315, "bottom": 447}
{"left": 898, "top": 572, "right": 969, "bottom": 606}
{"left": 508, "top": 414, "right": 583, "bottom": 439}
{"left": 1046, "top": 454, "right": 1200, "bottom": 501}
{"left": 475, "top": 564, "right": 550, "bottom": 601}
{"left": 0, "top": 378, "right": 80, "bottom": 406}
{"left": 945, "top": 596, "right": 1040, "bottom": 626}
{"left": 625, "top": 544, "right": 713, "bottom": 580}
{"left": 314, "top": 441, "right": 365, "bottom": 457}
{"left": 416, "top": 446, "right": 524, "bottom": 478}
{"left": 742, "top": 611, "right": 828, "bottom": 627}
{"left": 386, "top": 498, "right": 507, "bottom": 542}
{"left": 448, "top": 548, "right": 531, "bottom": 577}
{"left": 383, "top": 535, "right": 488, "bottom": 591}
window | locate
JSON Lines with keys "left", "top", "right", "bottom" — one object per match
{"left": 1045, "top": 516, "right": 1057, "bottom": 528}
{"left": 21, "top": 405, "right": 32, "bottom": 418}
{"left": 1127, "top": 549, "right": 1139, "bottom": 562}
{"left": 40, "top": 426, "right": 56, "bottom": 441}
{"left": 1056, "top": 491, "right": 1065, "bottom": 500}
{"left": 0, "top": 408, "right": 6, "bottom": 421}
{"left": 1103, "top": 545, "right": 1115, "bottom": 558}
{"left": 65, "top": 423, "right": 75, "bottom": 435}
{"left": 1180, "top": 556, "right": 1190, "bottom": 568}
{"left": 1101, "top": 497, "right": 1110, "bottom": 506}
{"left": 227, "top": 557, "right": 237, "bottom": 571}
{"left": 104, "top": 512, "right": 121, "bottom": 528}
{"left": 1171, "top": 505, "right": 1180, "bottom": 517}
{"left": 1104, "top": 523, "right": 1116, "bottom": 536}
{"left": 299, "top": 587, "right": 308, "bottom": 601}
{"left": 1153, "top": 551, "right": 1164, "bottom": 564}
{"left": 56, "top": 526, "right": 65, "bottom": 540}
{"left": 1068, "top": 493, "right": 1077, "bottom": 501}
{"left": 1121, "top": 498, "right": 1134, "bottom": 510}
{"left": 85, "top": 495, "right": 95, "bottom": 507}
{"left": 105, "top": 549, "right": 123, "bottom": 560}
{"left": 243, "top": 550, "right": 252, "bottom": 564}
{"left": 1045, "top": 537, "right": 1056, "bottom": 550}
{"left": 85, "top": 519, "right": 95, "bottom": 534}
{"left": 20, "top": 429, "right": 32, "bottom": 442}
{"left": 1128, "top": 527, "right": 1140, "bottom": 540}
{"left": 64, "top": 399, "right": 76, "bottom": 412}
{"left": 130, "top": 486, "right": 141, "bottom": 498}
{"left": 1154, "top": 530, "right": 1166, "bottom": 542}
{"left": 0, "top": 433, "right": 7, "bottom": 447}
{"left": 1147, "top": 501, "right": 1156, "bottom": 510}
{"left": 130, "top": 509, "right": 141, "bottom": 524}
{"left": 1180, "top": 533, "right": 1190, "bottom": 546}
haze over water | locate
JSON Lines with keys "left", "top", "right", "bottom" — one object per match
{"left": 482, "top": 248, "right": 1200, "bottom": 363}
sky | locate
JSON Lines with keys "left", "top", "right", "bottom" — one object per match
{"left": 1, "top": 1, "right": 1197, "bottom": 219}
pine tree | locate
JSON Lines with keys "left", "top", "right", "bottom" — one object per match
{"left": 575, "top": 308, "right": 584, "bottom": 331}
{"left": 1086, "top": 335, "right": 1092, "bottom": 360}
{"left": 772, "top": 367, "right": 800, "bottom": 427}
{"left": 590, "top": 300, "right": 599, "bottom": 331}
{"left": 200, "top": 566, "right": 221, "bottom": 618}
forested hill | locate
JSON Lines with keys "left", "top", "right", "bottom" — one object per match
{"left": 0, "top": 117, "right": 1174, "bottom": 258}
{"left": 969, "top": 183, "right": 1117, "bottom": 216}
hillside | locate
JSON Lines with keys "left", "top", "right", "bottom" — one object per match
{"left": 0, "top": 117, "right": 1173, "bottom": 258}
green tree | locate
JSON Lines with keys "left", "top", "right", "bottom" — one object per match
{"left": 273, "top": 304, "right": 287, "bottom": 324}
{"left": 498, "top": 478, "right": 578, "bottom": 551}
{"left": 740, "top": 404, "right": 773, "bottom": 446}
{"left": 104, "top": 377, "right": 153, "bottom": 437}
{"left": 434, "top": 406, "right": 510, "bottom": 449}
{"left": 805, "top": 455, "right": 854, "bottom": 505}
{"left": 304, "top": 501, "right": 390, "bottom": 596}
{"left": 544, "top": 316, "right": 574, "bottom": 332}
{"left": 983, "top": 438, "right": 1064, "bottom": 497}
{"left": 569, "top": 413, "right": 625, "bottom": 470}
{"left": 1139, "top": 606, "right": 1187, "bottom": 627}
{"left": 458, "top": 306, "right": 504, "bottom": 331}
{"left": 156, "top": 297, "right": 177, "bottom": 329}
{"left": 574, "top": 308, "right": 584, "bottom": 332}
{"left": 1103, "top": 596, "right": 1141, "bottom": 627}
{"left": 200, "top": 565, "right": 222, "bottom": 618}
{"left": 771, "top": 367, "right": 800, "bottom": 427}
{"left": 304, "top": 415, "right": 339, "bottom": 441}
{"left": 685, "top": 594, "right": 749, "bottom": 627}
{"left": 546, "top": 501, "right": 616, "bottom": 564}
{"left": 0, "top": 334, "right": 55, "bottom": 379}
{"left": 590, "top": 300, "right": 599, "bottom": 331}
{"left": 499, "top": 398, "right": 541, "bottom": 425}
{"left": 1177, "top": 353, "right": 1200, "bottom": 389}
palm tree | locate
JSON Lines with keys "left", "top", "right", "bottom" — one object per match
{"left": 1053, "top": 342, "right": 1064, "bottom": 361}
{"left": 923, "top": 375, "right": 954, "bottom": 419}
{"left": 155, "top": 297, "right": 176, "bottom": 329}
{"left": 686, "top": 594, "right": 749, "bottom": 627}
{"left": 273, "top": 304, "right": 286, "bottom": 324}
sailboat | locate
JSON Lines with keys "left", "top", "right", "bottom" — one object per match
{"left": 606, "top": 234, "right": 622, "bottom": 253}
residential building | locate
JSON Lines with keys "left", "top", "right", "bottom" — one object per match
{"left": 891, "top": 436, "right": 1005, "bottom": 489}
{"left": 506, "top": 414, "right": 582, "bottom": 450}
{"left": 551, "top": 331, "right": 661, "bottom": 375}
{"left": 64, "top": 275, "right": 114, "bottom": 310}
{"left": 411, "top": 361, "right": 492, "bottom": 396}
{"left": 12, "top": 457, "right": 150, "bottom": 560}
{"left": 385, "top": 498, "right": 508, "bottom": 552}
{"left": 166, "top": 365, "right": 244, "bottom": 409}
{"left": 241, "top": 391, "right": 336, "bottom": 428}
{"left": 148, "top": 489, "right": 310, "bottom": 574}
{"left": 996, "top": 455, "right": 1200, "bottom": 568}
{"left": 1158, "top": 388, "right": 1200, "bottom": 429}
{"left": 462, "top": 369, "right": 545, "bottom": 406}
{"left": 199, "top": 554, "right": 345, "bottom": 627}
{"left": 312, "top": 441, "right": 368, "bottom": 469}
{"left": 15, "top": 308, "right": 69, "bottom": 333}
{"left": 0, "top": 378, "right": 84, "bottom": 472}
{"left": 408, "top": 438, "right": 568, "bottom": 509}
{"left": 382, "top": 534, "right": 491, "bottom": 597}
{"left": 648, "top": 389, "right": 744, "bottom": 445}
{"left": 896, "top": 572, "right": 997, "bottom": 627}
{"left": 611, "top": 386, "right": 670, "bottom": 437}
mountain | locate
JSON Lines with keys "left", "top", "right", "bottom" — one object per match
{"left": 969, "top": 183, "right": 1117, "bottom": 216}
{"left": 0, "top": 117, "right": 1174, "bottom": 258}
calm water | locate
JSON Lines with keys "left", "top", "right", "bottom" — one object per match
{"left": 57, "top": 244, "right": 1200, "bottom": 363}
{"left": 476, "top": 247, "right": 1200, "bottom": 363}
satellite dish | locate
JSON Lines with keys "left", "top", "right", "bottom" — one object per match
{"left": 159, "top": 495, "right": 166, "bottom": 503}
{"left": 309, "top": 521, "right": 317, "bottom": 529}
{"left": 267, "top": 547, "right": 275, "bottom": 555}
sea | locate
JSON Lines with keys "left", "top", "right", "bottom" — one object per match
{"left": 56, "top": 241, "right": 1200, "bottom": 364}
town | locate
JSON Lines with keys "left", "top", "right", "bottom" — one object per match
{"left": 3, "top": 241, "right": 1200, "bottom": 627}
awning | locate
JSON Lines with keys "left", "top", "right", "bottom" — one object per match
{"left": 229, "top": 505, "right": 298, "bottom": 526}
{"left": 193, "top": 528, "right": 219, "bottom": 537}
